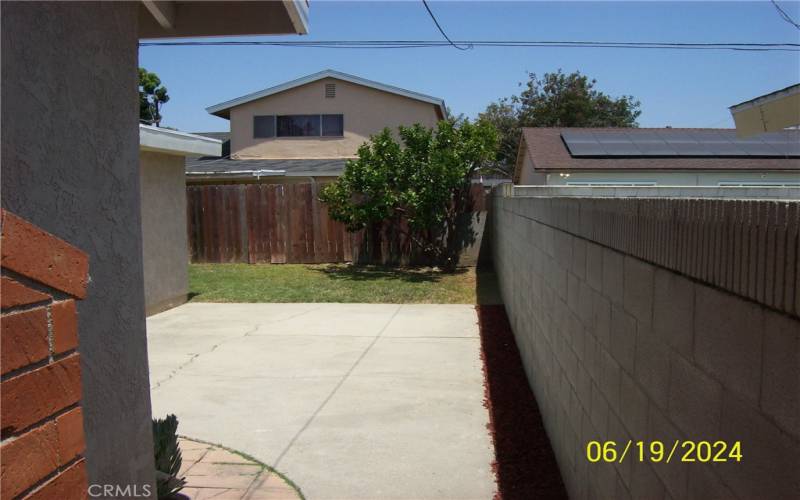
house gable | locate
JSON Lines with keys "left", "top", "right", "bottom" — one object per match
{"left": 207, "top": 69, "right": 446, "bottom": 119}
{"left": 223, "top": 74, "right": 445, "bottom": 160}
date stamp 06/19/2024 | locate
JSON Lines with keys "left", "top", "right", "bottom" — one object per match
{"left": 586, "top": 440, "right": 743, "bottom": 464}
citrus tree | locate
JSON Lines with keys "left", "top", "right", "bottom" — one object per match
{"left": 319, "top": 119, "right": 497, "bottom": 270}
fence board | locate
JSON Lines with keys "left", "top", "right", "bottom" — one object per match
{"left": 272, "top": 185, "right": 288, "bottom": 263}
{"left": 187, "top": 182, "right": 485, "bottom": 265}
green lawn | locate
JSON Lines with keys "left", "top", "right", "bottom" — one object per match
{"left": 189, "top": 263, "right": 499, "bottom": 304}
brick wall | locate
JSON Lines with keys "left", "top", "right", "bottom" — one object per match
{"left": 1, "top": 210, "right": 89, "bottom": 500}
{"left": 491, "top": 194, "right": 799, "bottom": 499}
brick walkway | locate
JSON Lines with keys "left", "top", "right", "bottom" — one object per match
{"left": 179, "top": 438, "right": 301, "bottom": 499}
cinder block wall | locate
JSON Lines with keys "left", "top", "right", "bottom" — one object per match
{"left": 1, "top": 210, "right": 90, "bottom": 499}
{"left": 491, "top": 194, "right": 799, "bottom": 499}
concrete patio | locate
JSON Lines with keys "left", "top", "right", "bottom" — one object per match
{"left": 147, "top": 303, "right": 495, "bottom": 499}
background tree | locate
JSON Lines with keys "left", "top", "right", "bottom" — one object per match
{"left": 319, "top": 120, "right": 498, "bottom": 271}
{"left": 139, "top": 68, "right": 169, "bottom": 126}
{"left": 479, "top": 70, "right": 641, "bottom": 174}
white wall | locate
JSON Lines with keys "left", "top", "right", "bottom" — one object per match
{"left": 544, "top": 170, "right": 800, "bottom": 186}
{"left": 140, "top": 151, "right": 189, "bottom": 315}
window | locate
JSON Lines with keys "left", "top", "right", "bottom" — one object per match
{"left": 322, "top": 114, "right": 344, "bottom": 136}
{"left": 325, "top": 83, "right": 336, "bottom": 98}
{"left": 270, "top": 114, "right": 344, "bottom": 138}
{"left": 253, "top": 115, "right": 275, "bottom": 138}
{"left": 277, "top": 115, "right": 320, "bottom": 137}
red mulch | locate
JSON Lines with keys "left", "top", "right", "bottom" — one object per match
{"left": 477, "top": 305, "right": 568, "bottom": 500}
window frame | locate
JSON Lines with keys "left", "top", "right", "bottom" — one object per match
{"left": 254, "top": 114, "right": 344, "bottom": 139}
{"left": 253, "top": 115, "right": 276, "bottom": 139}
{"left": 276, "top": 114, "right": 321, "bottom": 138}
{"left": 321, "top": 114, "right": 344, "bottom": 137}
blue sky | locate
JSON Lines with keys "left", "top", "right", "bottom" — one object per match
{"left": 139, "top": 1, "right": 800, "bottom": 132}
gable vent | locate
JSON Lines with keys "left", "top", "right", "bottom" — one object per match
{"left": 325, "top": 83, "right": 336, "bottom": 98}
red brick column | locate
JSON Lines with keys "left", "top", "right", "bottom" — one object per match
{"left": 1, "top": 210, "right": 89, "bottom": 500}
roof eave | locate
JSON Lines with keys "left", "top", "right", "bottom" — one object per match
{"left": 283, "top": 0, "right": 310, "bottom": 35}
{"left": 729, "top": 83, "right": 800, "bottom": 112}
{"left": 512, "top": 134, "right": 528, "bottom": 184}
{"left": 206, "top": 69, "right": 447, "bottom": 117}
{"left": 139, "top": 124, "right": 222, "bottom": 157}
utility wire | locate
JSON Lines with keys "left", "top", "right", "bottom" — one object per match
{"left": 770, "top": 0, "right": 800, "bottom": 30}
{"left": 420, "top": 0, "right": 471, "bottom": 50}
{"left": 139, "top": 39, "right": 800, "bottom": 52}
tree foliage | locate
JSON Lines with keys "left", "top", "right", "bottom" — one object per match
{"left": 139, "top": 68, "right": 170, "bottom": 126}
{"left": 479, "top": 70, "right": 641, "bottom": 173}
{"left": 319, "top": 120, "right": 498, "bottom": 270}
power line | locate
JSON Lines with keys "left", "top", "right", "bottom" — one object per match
{"left": 770, "top": 0, "right": 800, "bottom": 30}
{"left": 420, "top": 0, "right": 471, "bottom": 50}
{"left": 139, "top": 39, "right": 800, "bottom": 52}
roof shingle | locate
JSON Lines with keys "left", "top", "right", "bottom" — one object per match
{"left": 515, "top": 128, "right": 800, "bottom": 182}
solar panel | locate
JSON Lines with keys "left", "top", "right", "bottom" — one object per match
{"left": 560, "top": 130, "right": 800, "bottom": 158}
{"left": 781, "top": 142, "right": 800, "bottom": 156}
{"left": 658, "top": 131, "right": 711, "bottom": 156}
{"left": 735, "top": 138, "right": 781, "bottom": 156}
{"left": 757, "top": 132, "right": 800, "bottom": 156}
{"left": 561, "top": 130, "right": 607, "bottom": 156}
{"left": 705, "top": 141, "right": 751, "bottom": 156}
{"left": 588, "top": 131, "right": 640, "bottom": 155}
{"left": 600, "top": 141, "right": 643, "bottom": 155}
{"left": 564, "top": 141, "right": 608, "bottom": 156}
{"left": 626, "top": 130, "right": 676, "bottom": 155}
{"left": 561, "top": 130, "right": 596, "bottom": 142}
{"left": 688, "top": 130, "right": 749, "bottom": 156}
{"left": 758, "top": 131, "right": 793, "bottom": 143}
{"left": 632, "top": 142, "right": 676, "bottom": 155}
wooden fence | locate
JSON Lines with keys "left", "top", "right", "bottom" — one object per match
{"left": 187, "top": 182, "right": 487, "bottom": 265}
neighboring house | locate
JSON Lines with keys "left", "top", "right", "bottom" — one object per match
{"left": 187, "top": 69, "right": 447, "bottom": 184}
{"left": 729, "top": 83, "right": 800, "bottom": 137}
{"left": 513, "top": 127, "right": 800, "bottom": 186}
{"left": 1, "top": 1, "right": 308, "bottom": 496}
{"left": 139, "top": 125, "right": 221, "bottom": 315}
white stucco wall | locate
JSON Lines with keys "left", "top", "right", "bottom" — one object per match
{"left": 542, "top": 170, "right": 800, "bottom": 186}
{"left": 140, "top": 151, "right": 190, "bottom": 315}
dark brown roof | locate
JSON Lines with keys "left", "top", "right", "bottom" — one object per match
{"left": 514, "top": 128, "right": 800, "bottom": 182}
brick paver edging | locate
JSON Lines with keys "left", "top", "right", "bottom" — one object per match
{"left": 178, "top": 436, "right": 304, "bottom": 500}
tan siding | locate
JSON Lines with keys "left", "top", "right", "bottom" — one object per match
{"left": 518, "top": 148, "right": 546, "bottom": 185}
{"left": 229, "top": 78, "right": 440, "bottom": 159}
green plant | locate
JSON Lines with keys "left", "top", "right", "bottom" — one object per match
{"left": 139, "top": 67, "right": 170, "bottom": 126}
{"left": 152, "top": 414, "right": 186, "bottom": 499}
{"left": 319, "top": 119, "right": 497, "bottom": 271}
{"left": 480, "top": 69, "right": 641, "bottom": 174}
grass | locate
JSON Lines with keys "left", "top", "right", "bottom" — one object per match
{"left": 188, "top": 263, "right": 500, "bottom": 304}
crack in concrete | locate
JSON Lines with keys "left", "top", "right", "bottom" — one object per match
{"left": 151, "top": 323, "right": 260, "bottom": 390}
{"left": 150, "top": 306, "right": 324, "bottom": 391}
